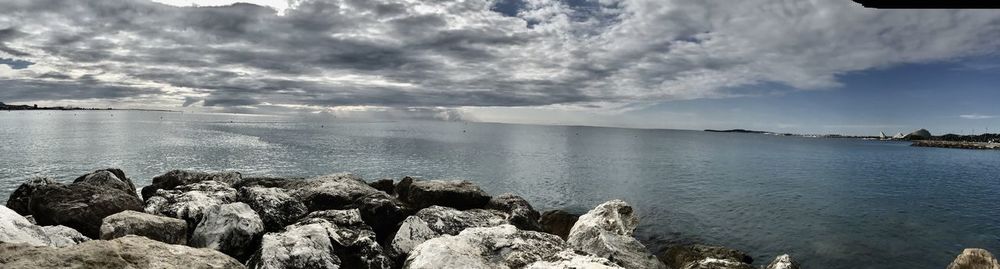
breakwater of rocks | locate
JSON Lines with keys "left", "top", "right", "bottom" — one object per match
{"left": 1, "top": 168, "right": 997, "bottom": 269}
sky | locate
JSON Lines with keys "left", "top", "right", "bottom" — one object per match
{"left": 1, "top": 0, "right": 999, "bottom": 135}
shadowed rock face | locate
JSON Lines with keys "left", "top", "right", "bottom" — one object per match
{"left": 947, "top": 248, "right": 1000, "bottom": 269}
{"left": 141, "top": 170, "right": 242, "bottom": 201}
{"left": 99, "top": 210, "right": 187, "bottom": 245}
{"left": 539, "top": 210, "right": 579, "bottom": 240}
{"left": 1, "top": 205, "right": 89, "bottom": 247}
{"left": 368, "top": 179, "right": 395, "bottom": 194}
{"left": 395, "top": 177, "right": 491, "bottom": 210}
{"left": 486, "top": 193, "right": 542, "bottom": 231}
{"left": 73, "top": 168, "right": 139, "bottom": 199}
{"left": 659, "top": 244, "right": 755, "bottom": 269}
{"left": 29, "top": 183, "right": 144, "bottom": 238}
{"left": 404, "top": 224, "right": 567, "bottom": 269}
{"left": 5, "top": 177, "right": 58, "bottom": 215}
{"left": 0, "top": 235, "right": 244, "bottom": 269}
{"left": 190, "top": 202, "right": 264, "bottom": 261}
{"left": 291, "top": 173, "right": 384, "bottom": 211}
{"left": 247, "top": 209, "right": 393, "bottom": 269}
{"left": 567, "top": 200, "right": 666, "bottom": 269}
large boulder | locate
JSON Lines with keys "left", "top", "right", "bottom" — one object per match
{"left": 539, "top": 210, "right": 579, "bottom": 240}
{"left": 1, "top": 205, "right": 88, "bottom": 247}
{"left": 190, "top": 202, "right": 264, "bottom": 260}
{"left": 354, "top": 192, "right": 413, "bottom": 244}
{"left": 290, "top": 173, "right": 385, "bottom": 211}
{"left": 0, "top": 235, "right": 244, "bottom": 269}
{"left": 100, "top": 210, "right": 188, "bottom": 244}
{"left": 395, "top": 177, "right": 491, "bottom": 210}
{"left": 391, "top": 206, "right": 508, "bottom": 256}
{"left": 567, "top": 200, "right": 665, "bottom": 269}
{"left": 404, "top": 224, "right": 566, "bottom": 269}
{"left": 145, "top": 180, "right": 239, "bottom": 233}
{"left": 29, "top": 183, "right": 144, "bottom": 238}
{"left": 73, "top": 168, "right": 139, "bottom": 199}
{"left": 368, "top": 179, "right": 395, "bottom": 194}
{"left": 142, "top": 170, "right": 242, "bottom": 200}
{"left": 947, "top": 248, "right": 1000, "bottom": 269}
{"left": 232, "top": 177, "right": 304, "bottom": 189}
{"left": 247, "top": 209, "right": 393, "bottom": 269}
{"left": 659, "top": 244, "right": 755, "bottom": 269}
{"left": 525, "top": 250, "right": 625, "bottom": 269}
{"left": 237, "top": 186, "right": 308, "bottom": 232}
{"left": 5, "top": 177, "right": 58, "bottom": 215}
{"left": 765, "top": 254, "right": 801, "bottom": 269}
{"left": 486, "top": 193, "right": 542, "bottom": 231}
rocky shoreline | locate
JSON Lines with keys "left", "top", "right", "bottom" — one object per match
{"left": 912, "top": 140, "right": 1000, "bottom": 150}
{"left": 1, "top": 168, "right": 997, "bottom": 269}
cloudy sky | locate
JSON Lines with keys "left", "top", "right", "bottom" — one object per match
{"left": 1, "top": 0, "right": 999, "bottom": 135}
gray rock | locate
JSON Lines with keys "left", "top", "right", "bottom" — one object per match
{"left": 487, "top": 193, "right": 541, "bottom": 231}
{"left": 145, "top": 180, "right": 239, "bottom": 234}
{"left": 190, "top": 202, "right": 264, "bottom": 260}
{"left": 3, "top": 205, "right": 89, "bottom": 247}
{"left": 404, "top": 224, "right": 567, "bottom": 269}
{"left": 142, "top": 170, "right": 242, "bottom": 200}
{"left": 237, "top": 187, "right": 308, "bottom": 232}
{"left": 0, "top": 235, "right": 244, "bottom": 269}
{"left": 247, "top": 209, "right": 393, "bottom": 269}
{"left": 368, "top": 179, "right": 395, "bottom": 194}
{"left": 29, "top": 183, "right": 144, "bottom": 238}
{"left": 353, "top": 192, "right": 413, "bottom": 244}
{"left": 567, "top": 200, "right": 665, "bottom": 269}
{"left": 39, "top": 225, "right": 90, "bottom": 247}
{"left": 391, "top": 206, "right": 508, "bottom": 256}
{"left": 5, "top": 177, "right": 58, "bottom": 216}
{"left": 765, "top": 254, "right": 801, "bottom": 269}
{"left": 395, "top": 177, "right": 491, "bottom": 210}
{"left": 291, "top": 173, "right": 384, "bottom": 211}
{"left": 100, "top": 210, "right": 187, "bottom": 244}
{"left": 659, "top": 244, "right": 754, "bottom": 269}
{"left": 525, "top": 250, "right": 625, "bottom": 269}
{"left": 232, "top": 177, "right": 304, "bottom": 189}
{"left": 947, "top": 248, "right": 1000, "bottom": 269}
{"left": 539, "top": 210, "right": 579, "bottom": 240}
{"left": 73, "top": 168, "right": 139, "bottom": 199}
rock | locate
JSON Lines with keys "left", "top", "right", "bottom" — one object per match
{"left": 142, "top": 170, "right": 242, "bottom": 200}
{"left": 525, "top": 250, "right": 626, "bottom": 269}
{"left": 368, "top": 179, "right": 395, "bottom": 194}
{"left": 29, "top": 183, "right": 144, "bottom": 238}
{"left": 391, "top": 206, "right": 508, "bottom": 256}
{"left": 395, "top": 177, "right": 491, "bottom": 210}
{"left": 291, "top": 173, "right": 385, "bottom": 211}
{"left": 247, "top": 209, "right": 393, "bottom": 269}
{"left": 947, "top": 248, "right": 1000, "bottom": 269}
{"left": 190, "top": 202, "right": 264, "bottom": 260}
{"left": 567, "top": 200, "right": 665, "bottom": 269}
{"left": 237, "top": 187, "right": 308, "bottom": 232}
{"left": 0, "top": 235, "right": 244, "bottom": 269}
{"left": 539, "top": 210, "right": 579, "bottom": 240}
{"left": 73, "top": 168, "right": 139, "bottom": 198}
{"left": 354, "top": 192, "right": 413, "bottom": 244}
{"left": 486, "top": 193, "right": 541, "bottom": 231}
{"left": 100, "top": 210, "right": 188, "bottom": 245}
{"left": 659, "top": 244, "right": 754, "bottom": 269}
{"left": 233, "top": 177, "right": 304, "bottom": 190}
{"left": 39, "top": 225, "right": 90, "bottom": 247}
{"left": 144, "top": 180, "right": 239, "bottom": 234}
{"left": 404, "top": 224, "right": 566, "bottom": 269}
{"left": 765, "top": 254, "right": 801, "bottom": 269}
{"left": 2, "top": 205, "right": 89, "bottom": 247}
{"left": 5, "top": 177, "right": 58, "bottom": 216}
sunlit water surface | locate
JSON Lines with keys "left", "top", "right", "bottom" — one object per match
{"left": 1, "top": 111, "right": 998, "bottom": 269}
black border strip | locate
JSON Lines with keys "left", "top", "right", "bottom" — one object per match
{"left": 854, "top": 0, "right": 1000, "bottom": 9}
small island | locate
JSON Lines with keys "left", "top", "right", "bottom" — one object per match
{"left": 1, "top": 101, "right": 177, "bottom": 112}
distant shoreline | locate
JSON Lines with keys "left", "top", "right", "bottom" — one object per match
{"left": 912, "top": 140, "right": 1000, "bottom": 150}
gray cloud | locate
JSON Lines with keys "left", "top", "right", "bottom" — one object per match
{"left": 0, "top": 0, "right": 998, "bottom": 112}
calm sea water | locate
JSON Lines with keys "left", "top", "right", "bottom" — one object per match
{"left": 1, "top": 110, "right": 998, "bottom": 268}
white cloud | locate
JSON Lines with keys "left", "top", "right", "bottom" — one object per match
{"left": 960, "top": 114, "right": 998, "bottom": 120}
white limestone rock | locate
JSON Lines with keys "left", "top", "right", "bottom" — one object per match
{"left": 145, "top": 180, "right": 239, "bottom": 231}
{"left": 403, "top": 224, "right": 566, "bottom": 269}
{"left": 765, "top": 254, "right": 801, "bottom": 269}
{"left": 525, "top": 250, "right": 625, "bottom": 269}
{"left": 237, "top": 186, "right": 308, "bottom": 232}
{"left": 567, "top": 200, "right": 666, "bottom": 269}
{"left": 248, "top": 209, "right": 393, "bottom": 269}
{"left": 390, "top": 206, "right": 508, "bottom": 256}
{"left": 947, "top": 248, "right": 1000, "bottom": 269}
{"left": 100, "top": 210, "right": 188, "bottom": 244}
{"left": 1, "top": 205, "right": 88, "bottom": 247}
{"left": 0, "top": 235, "right": 244, "bottom": 269}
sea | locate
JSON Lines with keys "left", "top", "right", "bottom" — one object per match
{"left": 1, "top": 110, "right": 998, "bottom": 269}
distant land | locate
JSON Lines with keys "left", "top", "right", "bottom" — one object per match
{"left": 707, "top": 128, "right": 1000, "bottom": 150}
{"left": 0, "top": 101, "right": 177, "bottom": 112}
